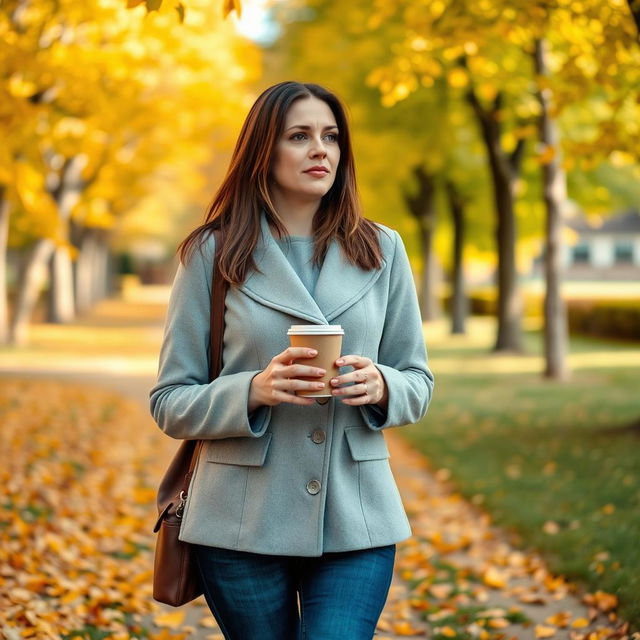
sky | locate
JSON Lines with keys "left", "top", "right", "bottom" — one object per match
{"left": 232, "top": 0, "right": 281, "bottom": 45}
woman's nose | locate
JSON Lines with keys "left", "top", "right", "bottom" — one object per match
{"left": 309, "top": 137, "right": 327, "bottom": 157}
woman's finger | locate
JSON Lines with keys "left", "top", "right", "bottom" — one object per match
{"left": 280, "top": 363, "right": 326, "bottom": 379}
{"left": 273, "top": 378, "right": 326, "bottom": 393}
{"left": 332, "top": 382, "right": 367, "bottom": 397}
{"left": 331, "top": 366, "right": 374, "bottom": 388}
{"left": 273, "top": 346, "right": 318, "bottom": 364}
{"left": 335, "top": 354, "right": 371, "bottom": 368}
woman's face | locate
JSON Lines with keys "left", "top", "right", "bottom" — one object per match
{"left": 270, "top": 96, "right": 341, "bottom": 206}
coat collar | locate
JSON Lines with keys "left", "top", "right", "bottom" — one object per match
{"left": 238, "top": 210, "right": 386, "bottom": 324}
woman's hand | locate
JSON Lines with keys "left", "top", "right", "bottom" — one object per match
{"left": 330, "top": 355, "right": 388, "bottom": 408}
{"left": 249, "top": 347, "right": 326, "bottom": 411}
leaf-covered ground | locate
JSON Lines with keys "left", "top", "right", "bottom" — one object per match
{"left": 0, "top": 379, "right": 635, "bottom": 640}
{"left": 0, "top": 289, "right": 637, "bottom": 639}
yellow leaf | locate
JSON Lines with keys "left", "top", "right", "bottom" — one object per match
{"left": 487, "top": 618, "right": 509, "bottom": 629}
{"left": 440, "top": 627, "right": 457, "bottom": 637}
{"left": 584, "top": 590, "right": 618, "bottom": 612}
{"left": 153, "top": 610, "right": 186, "bottom": 628}
{"left": 536, "top": 145, "right": 556, "bottom": 166}
{"left": 447, "top": 67, "right": 469, "bottom": 88}
{"left": 571, "top": 618, "right": 589, "bottom": 628}
{"left": 133, "top": 486, "right": 156, "bottom": 504}
{"left": 535, "top": 624, "right": 557, "bottom": 638}
{"left": 393, "top": 621, "right": 425, "bottom": 635}
{"left": 198, "top": 616, "right": 218, "bottom": 628}
{"left": 429, "top": 583, "right": 454, "bottom": 599}
{"left": 546, "top": 612, "right": 571, "bottom": 628}
{"left": 602, "top": 504, "right": 615, "bottom": 515}
{"left": 482, "top": 567, "right": 508, "bottom": 589}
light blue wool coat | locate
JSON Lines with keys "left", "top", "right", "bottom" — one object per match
{"left": 149, "top": 211, "right": 434, "bottom": 556}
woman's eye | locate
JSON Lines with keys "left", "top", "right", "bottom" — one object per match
{"left": 291, "top": 133, "right": 307, "bottom": 141}
{"left": 324, "top": 133, "right": 338, "bottom": 142}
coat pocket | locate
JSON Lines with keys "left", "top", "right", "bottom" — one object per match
{"left": 344, "top": 426, "right": 390, "bottom": 461}
{"left": 206, "top": 432, "right": 273, "bottom": 467}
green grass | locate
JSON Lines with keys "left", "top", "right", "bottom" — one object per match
{"left": 404, "top": 319, "right": 640, "bottom": 627}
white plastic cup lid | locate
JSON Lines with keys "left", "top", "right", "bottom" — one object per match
{"left": 287, "top": 324, "right": 344, "bottom": 335}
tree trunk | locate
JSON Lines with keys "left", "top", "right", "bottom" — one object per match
{"left": 0, "top": 190, "right": 9, "bottom": 345}
{"left": 534, "top": 38, "right": 569, "bottom": 380}
{"left": 92, "top": 231, "right": 111, "bottom": 303}
{"left": 405, "top": 165, "right": 440, "bottom": 321}
{"left": 44, "top": 153, "right": 89, "bottom": 324}
{"left": 465, "top": 84, "right": 524, "bottom": 352}
{"left": 9, "top": 238, "right": 55, "bottom": 345}
{"left": 445, "top": 179, "right": 468, "bottom": 334}
{"left": 75, "top": 227, "right": 98, "bottom": 314}
{"left": 47, "top": 245, "right": 76, "bottom": 322}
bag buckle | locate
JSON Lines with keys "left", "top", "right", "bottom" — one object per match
{"left": 176, "top": 490, "right": 187, "bottom": 518}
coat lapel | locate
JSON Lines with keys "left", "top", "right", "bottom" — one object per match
{"left": 238, "top": 210, "right": 387, "bottom": 324}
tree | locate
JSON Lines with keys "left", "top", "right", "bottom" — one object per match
{"left": 364, "top": 0, "right": 640, "bottom": 365}
{"left": 1, "top": 0, "right": 260, "bottom": 344}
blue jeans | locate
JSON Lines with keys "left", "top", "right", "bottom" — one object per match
{"left": 192, "top": 543, "right": 396, "bottom": 640}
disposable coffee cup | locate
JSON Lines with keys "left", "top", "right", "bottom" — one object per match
{"left": 287, "top": 325, "right": 344, "bottom": 397}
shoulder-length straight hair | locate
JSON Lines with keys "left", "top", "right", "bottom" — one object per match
{"left": 177, "top": 81, "right": 383, "bottom": 284}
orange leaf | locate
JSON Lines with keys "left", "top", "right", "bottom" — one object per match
{"left": 571, "top": 618, "right": 589, "bottom": 628}
{"left": 482, "top": 567, "right": 508, "bottom": 589}
{"left": 546, "top": 612, "right": 571, "bottom": 628}
{"left": 393, "top": 621, "right": 425, "bottom": 635}
{"left": 153, "top": 611, "right": 186, "bottom": 628}
{"left": 584, "top": 590, "right": 618, "bottom": 612}
{"left": 535, "top": 624, "right": 557, "bottom": 638}
{"left": 487, "top": 618, "right": 510, "bottom": 629}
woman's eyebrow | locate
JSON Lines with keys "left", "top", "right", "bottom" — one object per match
{"left": 285, "top": 124, "right": 339, "bottom": 131}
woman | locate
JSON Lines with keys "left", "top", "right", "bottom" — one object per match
{"left": 150, "top": 81, "right": 434, "bottom": 639}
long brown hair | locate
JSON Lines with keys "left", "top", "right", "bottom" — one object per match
{"left": 177, "top": 81, "right": 383, "bottom": 284}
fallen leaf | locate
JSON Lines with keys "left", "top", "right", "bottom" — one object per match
{"left": 584, "top": 591, "right": 618, "bottom": 612}
{"left": 543, "top": 521, "right": 560, "bottom": 535}
{"left": 571, "top": 618, "right": 589, "bottom": 628}
{"left": 393, "top": 621, "right": 425, "bottom": 635}
{"left": 153, "top": 610, "right": 186, "bottom": 629}
{"left": 519, "top": 592, "right": 547, "bottom": 605}
{"left": 482, "top": 566, "right": 508, "bottom": 589}
{"left": 535, "top": 624, "right": 557, "bottom": 638}
{"left": 546, "top": 612, "right": 571, "bottom": 628}
{"left": 487, "top": 618, "right": 510, "bottom": 629}
{"left": 198, "top": 616, "right": 219, "bottom": 628}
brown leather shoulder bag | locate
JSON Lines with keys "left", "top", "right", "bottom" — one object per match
{"left": 152, "top": 228, "right": 228, "bottom": 606}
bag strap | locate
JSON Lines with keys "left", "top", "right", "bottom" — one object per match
{"left": 181, "top": 228, "right": 228, "bottom": 494}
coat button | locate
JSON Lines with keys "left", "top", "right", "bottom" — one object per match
{"left": 306, "top": 479, "right": 321, "bottom": 495}
{"left": 311, "top": 429, "right": 326, "bottom": 444}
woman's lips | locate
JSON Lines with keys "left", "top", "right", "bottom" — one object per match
{"left": 304, "top": 170, "right": 329, "bottom": 177}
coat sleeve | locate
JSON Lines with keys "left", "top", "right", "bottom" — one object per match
{"left": 360, "top": 229, "right": 434, "bottom": 430}
{"left": 149, "top": 236, "right": 271, "bottom": 440}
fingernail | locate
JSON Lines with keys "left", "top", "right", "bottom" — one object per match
{"left": 315, "top": 382, "right": 325, "bottom": 389}
{"left": 317, "top": 369, "right": 325, "bottom": 376}
{"left": 331, "top": 378, "right": 338, "bottom": 384}
{"left": 308, "top": 349, "right": 317, "bottom": 356}
{"left": 336, "top": 358, "right": 344, "bottom": 365}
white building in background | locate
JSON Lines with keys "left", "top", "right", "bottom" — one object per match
{"left": 530, "top": 209, "right": 640, "bottom": 281}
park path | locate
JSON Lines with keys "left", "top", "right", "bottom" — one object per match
{"left": 0, "top": 285, "right": 633, "bottom": 639}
